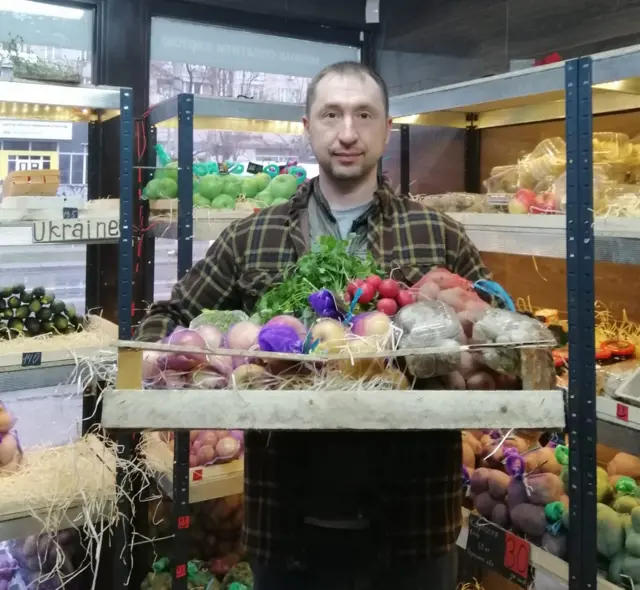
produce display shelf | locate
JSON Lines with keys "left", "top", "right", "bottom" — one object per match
{"left": 597, "top": 396, "right": 640, "bottom": 456}
{"left": 150, "top": 95, "right": 304, "bottom": 133}
{"left": 0, "top": 316, "right": 117, "bottom": 373}
{"left": 390, "top": 44, "right": 640, "bottom": 128}
{"left": 457, "top": 508, "right": 619, "bottom": 590}
{"left": 148, "top": 206, "right": 255, "bottom": 241}
{"left": 448, "top": 213, "right": 640, "bottom": 264}
{"left": 104, "top": 388, "right": 564, "bottom": 431}
{"left": 0, "top": 435, "right": 115, "bottom": 543}
{"left": 0, "top": 80, "right": 124, "bottom": 113}
{"left": 142, "top": 433, "right": 243, "bottom": 504}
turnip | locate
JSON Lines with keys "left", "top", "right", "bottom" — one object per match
{"left": 207, "top": 354, "right": 233, "bottom": 376}
{"left": 195, "top": 324, "right": 224, "bottom": 349}
{"left": 192, "top": 368, "right": 227, "bottom": 389}
{"left": 226, "top": 321, "right": 261, "bottom": 366}
{"left": 351, "top": 311, "right": 392, "bottom": 343}
{"left": 310, "top": 318, "right": 346, "bottom": 353}
{"left": 216, "top": 436, "right": 241, "bottom": 462}
{"left": 231, "top": 364, "right": 269, "bottom": 388}
{"left": 164, "top": 327, "right": 208, "bottom": 365}
{"left": 265, "top": 315, "right": 308, "bottom": 339}
{"left": 465, "top": 371, "right": 497, "bottom": 390}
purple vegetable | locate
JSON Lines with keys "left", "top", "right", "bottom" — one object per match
{"left": 257, "top": 325, "right": 303, "bottom": 354}
{"left": 308, "top": 289, "right": 342, "bottom": 320}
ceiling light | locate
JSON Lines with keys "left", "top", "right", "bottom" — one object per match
{"left": 0, "top": 0, "right": 85, "bottom": 20}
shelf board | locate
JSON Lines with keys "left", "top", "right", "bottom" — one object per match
{"left": 102, "top": 389, "right": 565, "bottom": 431}
{"left": 390, "top": 44, "right": 640, "bottom": 127}
{"left": 0, "top": 435, "right": 115, "bottom": 542}
{"left": 448, "top": 213, "right": 640, "bottom": 264}
{"left": 0, "top": 316, "right": 117, "bottom": 374}
{"left": 148, "top": 207, "right": 254, "bottom": 241}
{"left": 597, "top": 396, "right": 640, "bottom": 456}
{"left": 150, "top": 96, "right": 304, "bottom": 133}
{"left": 457, "top": 508, "right": 619, "bottom": 590}
{"left": 142, "top": 434, "right": 243, "bottom": 504}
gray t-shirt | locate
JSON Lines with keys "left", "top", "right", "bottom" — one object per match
{"left": 332, "top": 202, "right": 372, "bottom": 240}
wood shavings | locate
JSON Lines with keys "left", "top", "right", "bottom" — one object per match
{"left": 457, "top": 581, "right": 485, "bottom": 590}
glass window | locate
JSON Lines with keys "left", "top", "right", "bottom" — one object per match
{"left": 3, "top": 140, "right": 30, "bottom": 150}
{"left": 149, "top": 17, "right": 359, "bottom": 105}
{"left": 31, "top": 140, "right": 57, "bottom": 151}
{"left": 59, "top": 153, "right": 71, "bottom": 184}
{"left": 71, "top": 154, "right": 84, "bottom": 185}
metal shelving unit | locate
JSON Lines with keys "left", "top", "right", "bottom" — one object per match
{"left": 0, "top": 81, "right": 134, "bottom": 549}
{"left": 387, "top": 46, "right": 640, "bottom": 590}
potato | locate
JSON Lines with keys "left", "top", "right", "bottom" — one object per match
{"left": 475, "top": 491, "right": 499, "bottom": 519}
{"left": 470, "top": 467, "right": 491, "bottom": 495}
{"left": 542, "top": 531, "right": 567, "bottom": 558}
{"left": 524, "top": 446, "right": 562, "bottom": 475}
{"left": 463, "top": 442, "right": 475, "bottom": 469}
{"left": 465, "top": 371, "right": 497, "bottom": 390}
{"left": 443, "top": 370, "right": 466, "bottom": 390}
{"left": 462, "top": 431, "right": 482, "bottom": 455}
{"left": 491, "top": 503, "right": 510, "bottom": 528}
{"left": 511, "top": 503, "right": 547, "bottom": 537}
{"left": 488, "top": 470, "right": 511, "bottom": 501}
{"left": 526, "top": 472, "right": 564, "bottom": 505}
{"left": 507, "top": 478, "right": 528, "bottom": 511}
{"left": 608, "top": 453, "right": 640, "bottom": 481}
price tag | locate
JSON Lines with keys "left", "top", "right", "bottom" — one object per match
{"left": 177, "top": 515, "right": 190, "bottom": 529}
{"left": 504, "top": 531, "right": 530, "bottom": 580}
{"left": 617, "top": 403, "right": 629, "bottom": 422}
{"left": 192, "top": 468, "right": 203, "bottom": 482}
{"left": 466, "top": 515, "right": 529, "bottom": 588}
{"left": 175, "top": 564, "right": 187, "bottom": 579}
{"left": 21, "top": 352, "right": 42, "bottom": 367}
{"left": 62, "top": 207, "right": 79, "bottom": 219}
{"left": 247, "top": 162, "right": 264, "bottom": 174}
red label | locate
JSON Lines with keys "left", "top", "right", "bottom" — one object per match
{"left": 176, "top": 564, "right": 186, "bottom": 579}
{"left": 177, "top": 515, "right": 190, "bottom": 529}
{"left": 504, "top": 531, "right": 530, "bottom": 579}
{"left": 192, "top": 469, "right": 203, "bottom": 481}
{"left": 617, "top": 403, "right": 629, "bottom": 422}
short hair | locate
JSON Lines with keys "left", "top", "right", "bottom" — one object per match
{"left": 305, "top": 61, "right": 389, "bottom": 116}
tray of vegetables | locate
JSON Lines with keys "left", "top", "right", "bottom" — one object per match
{"left": 141, "top": 430, "right": 244, "bottom": 504}
{"left": 104, "top": 238, "right": 564, "bottom": 432}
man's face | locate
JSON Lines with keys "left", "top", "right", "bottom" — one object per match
{"left": 303, "top": 72, "right": 392, "bottom": 183}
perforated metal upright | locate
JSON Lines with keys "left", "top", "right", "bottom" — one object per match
{"left": 172, "top": 92, "right": 195, "bottom": 590}
{"left": 564, "top": 57, "right": 598, "bottom": 590}
{"left": 113, "top": 87, "right": 136, "bottom": 589}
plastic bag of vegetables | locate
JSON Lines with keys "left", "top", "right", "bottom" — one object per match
{"left": 395, "top": 301, "right": 464, "bottom": 378}
{"left": 472, "top": 308, "right": 554, "bottom": 375}
{"left": 0, "top": 402, "right": 21, "bottom": 473}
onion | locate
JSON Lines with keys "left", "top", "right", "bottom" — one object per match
{"left": 216, "top": 436, "right": 241, "bottom": 462}
{"left": 196, "top": 444, "right": 216, "bottom": 465}
{"left": 195, "top": 324, "right": 224, "bottom": 349}
{"left": 192, "top": 369, "right": 227, "bottom": 390}
{"left": 229, "top": 430, "right": 244, "bottom": 447}
{"left": 197, "top": 431, "right": 219, "bottom": 447}
{"left": 265, "top": 315, "right": 308, "bottom": 339}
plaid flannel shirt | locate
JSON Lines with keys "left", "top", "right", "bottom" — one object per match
{"left": 136, "top": 178, "right": 491, "bottom": 567}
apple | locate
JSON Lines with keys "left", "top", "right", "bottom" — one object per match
{"left": 508, "top": 188, "right": 538, "bottom": 214}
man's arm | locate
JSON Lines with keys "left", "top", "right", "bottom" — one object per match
{"left": 135, "top": 226, "right": 240, "bottom": 342}
{"left": 446, "top": 219, "right": 492, "bottom": 283}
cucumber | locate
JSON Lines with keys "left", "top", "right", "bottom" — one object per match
{"left": 0, "top": 287, "right": 12, "bottom": 298}
{"left": 41, "top": 291, "right": 56, "bottom": 305}
{"left": 7, "top": 318, "right": 24, "bottom": 333}
{"left": 31, "top": 286, "right": 46, "bottom": 299}
{"left": 7, "top": 296, "right": 21, "bottom": 309}
{"left": 12, "top": 284, "right": 25, "bottom": 295}
{"left": 0, "top": 299, "right": 5, "bottom": 310}
{"left": 2, "top": 309, "right": 13, "bottom": 320}
{"left": 29, "top": 300, "right": 42, "bottom": 314}
{"left": 41, "top": 321, "right": 54, "bottom": 333}
{"left": 65, "top": 303, "right": 77, "bottom": 318}
{"left": 20, "top": 291, "right": 33, "bottom": 304}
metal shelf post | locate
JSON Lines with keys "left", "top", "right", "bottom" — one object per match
{"left": 565, "top": 57, "right": 598, "bottom": 590}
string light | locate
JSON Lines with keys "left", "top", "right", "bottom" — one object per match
{"left": 0, "top": 101, "right": 96, "bottom": 121}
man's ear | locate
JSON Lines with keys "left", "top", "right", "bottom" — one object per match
{"left": 302, "top": 115, "right": 309, "bottom": 133}
{"left": 385, "top": 117, "right": 392, "bottom": 144}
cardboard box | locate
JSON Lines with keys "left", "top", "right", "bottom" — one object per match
{"left": 2, "top": 169, "right": 60, "bottom": 198}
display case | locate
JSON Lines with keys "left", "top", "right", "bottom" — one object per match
{"left": 386, "top": 46, "right": 640, "bottom": 590}
{"left": 0, "top": 80, "right": 134, "bottom": 589}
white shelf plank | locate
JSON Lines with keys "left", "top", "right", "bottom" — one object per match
{"left": 102, "top": 389, "right": 565, "bottom": 431}
{"left": 448, "top": 213, "right": 640, "bottom": 264}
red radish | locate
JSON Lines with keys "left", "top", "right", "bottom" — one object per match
{"left": 378, "top": 279, "right": 400, "bottom": 299}
{"left": 366, "top": 275, "right": 382, "bottom": 290}
{"left": 396, "top": 290, "right": 415, "bottom": 308}
{"left": 344, "top": 291, "right": 351, "bottom": 303}
{"left": 376, "top": 298, "right": 398, "bottom": 316}
{"left": 356, "top": 282, "right": 376, "bottom": 304}
{"left": 347, "top": 281, "right": 362, "bottom": 297}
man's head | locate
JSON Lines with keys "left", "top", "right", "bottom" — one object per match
{"left": 303, "top": 61, "right": 392, "bottom": 184}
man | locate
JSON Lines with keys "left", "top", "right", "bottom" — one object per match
{"left": 137, "top": 61, "right": 491, "bottom": 589}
